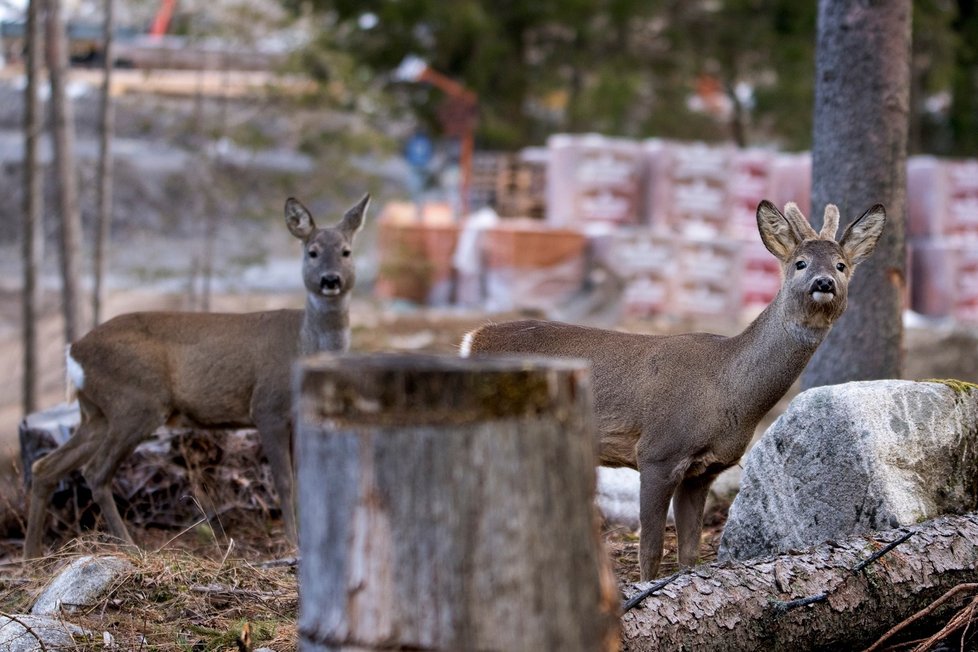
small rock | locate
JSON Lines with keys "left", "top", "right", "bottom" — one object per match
{"left": 32, "top": 555, "right": 133, "bottom": 615}
{"left": 0, "top": 614, "right": 88, "bottom": 651}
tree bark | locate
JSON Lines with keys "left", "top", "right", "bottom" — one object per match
{"left": 801, "top": 0, "right": 910, "bottom": 390}
{"left": 621, "top": 513, "right": 978, "bottom": 651}
{"left": 22, "top": 0, "right": 45, "bottom": 415}
{"left": 295, "top": 353, "right": 620, "bottom": 652}
{"left": 92, "top": 0, "right": 116, "bottom": 327}
{"left": 46, "top": 0, "right": 84, "bottom": 343}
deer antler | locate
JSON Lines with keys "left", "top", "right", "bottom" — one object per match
{"left": 820, "top": 204, "right": 840, "bottom": 240}
{"left": 784, "top": 202, "right": 819, "bottom": 240}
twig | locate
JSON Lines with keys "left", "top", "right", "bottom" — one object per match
{"left": 961, "top": 602, "right": 975, "bottom": 652}
{"left": 0, "top": 611, "right": 50, "bottom": 651}
{"left": 153, "top": 515, "right": 209, "bottom": 552}
{"left": 771, "top": 593, "right": 829, "bottom": 615}
{"left": 622, "top": 572, "right": 683, "bottom": 613}
{"left": 772, "top": 530, "right": 915, "bottom": 619}
{"left": 862, "top": 583, "right": 978, "bottom": 652}
{"left": 910, "top": 595, "right": 978, "bottom": 652}
{"left": 853, "top": 531, "right": 915, "bottom": 573}
{"left": 219, "top": 537, "right": 236, "bottom": 569}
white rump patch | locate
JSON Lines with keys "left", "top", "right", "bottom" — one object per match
{"left": 459, "top": 329, "right": 478, "bottom": 358}
{"left": 66, "top": 346, "right": 85, "bottom": 391}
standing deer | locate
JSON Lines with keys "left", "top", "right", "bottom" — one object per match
{"left": 462, "top": 200, "right": 886, "bottom": 580}
{"left": 23, "top": 194, "right": 369, "bottom": 559}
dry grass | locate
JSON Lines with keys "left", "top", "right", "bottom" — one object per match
{"left": 0, "top": 538, "right": 298, "bottom": 650}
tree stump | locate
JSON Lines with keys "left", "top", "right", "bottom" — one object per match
{"left": 295, "top": 353, "right": 619, "bottom": 651}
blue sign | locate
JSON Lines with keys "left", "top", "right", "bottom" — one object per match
{"left": 404, "top": 133, "right": 434, "bottom": 169}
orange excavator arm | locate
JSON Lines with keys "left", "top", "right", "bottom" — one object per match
{"left": 148, "top": 0, "right": 177, "bottom": 37}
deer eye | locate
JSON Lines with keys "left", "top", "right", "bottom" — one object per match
{"left": 836, "top": 262, "right": 847, "bottom": 272}
{"left": 342, "top": 249, "right": 352, "bottom": 258}
{"left": 795, "top": 260, "right": 807, "bottom": 270}
{"left": 308, "top": 249, "right": 319, "bottom": 259}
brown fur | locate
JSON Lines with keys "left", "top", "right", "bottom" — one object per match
{"left": 464, "top": 200, "right": 886, "bottom": 580}
{"left": 23, "top": 195, "right": 369, "bottom": 559}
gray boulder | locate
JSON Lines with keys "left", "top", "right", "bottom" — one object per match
{"left": 719, "top": 380, "right": 978, "bottom": 561}
{"left": 0, "top": 615, "right": 88, "bottom": 650}
{"left": 32, "top": 555, "right": 133, "bottom": 615}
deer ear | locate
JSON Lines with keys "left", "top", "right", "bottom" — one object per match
{"left": 839, "top": 203, "right": 886, "bottom": 266}
{"left": 756, "top": 200, "right": 801, "bottom": 261}
{"left": 339, "top": 193, "right": 370, "bottom": 240}
{"left": 285, "top": 198, "right": 316, "bottom": 240}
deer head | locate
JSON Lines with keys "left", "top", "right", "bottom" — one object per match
{"left": 756, "top": 200, "right": 886, "bottom": 331}
{"left": 286, "top": 194, "right": 370, "bottom": 300}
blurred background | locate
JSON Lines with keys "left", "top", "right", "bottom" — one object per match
{"left": 0, "top": 0, "right": 976, "bottom": 507}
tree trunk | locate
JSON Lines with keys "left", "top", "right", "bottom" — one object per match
{"left": 621, "top": 513, "right": 978, "bottom": 651}
{"left": 46, "top": 0, "right": 84, "bottom": 343}
{"left": 22, "top": 0, "right": 45, "bottom": 415}
{"left": 92, "top": 0, "right": 116, "bottom": 327}
{"left": 295, "top": 354, "right": 620, "bottom": 652}
{"left": 948, "top": 0, "right": 978, "bottom": 156}
{"left": 801, "top": 0, "right": 910, "bottom": 390}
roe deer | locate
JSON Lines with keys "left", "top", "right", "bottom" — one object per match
{"left": 461, "top": 200, "right": 886, "bottom": 580}
{"left": 23, "top": 194, "right": 369, "bottom": 559}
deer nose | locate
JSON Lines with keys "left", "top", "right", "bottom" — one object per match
{"left": 812, "top": 277, "right": 835, "bottom": 294}
{"left": 321, "top": 273, "right": 343, "bottom": 291}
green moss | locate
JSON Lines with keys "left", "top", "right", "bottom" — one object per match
{"left": 921, "top": 378, "right": 978, "bottom": 395}
{"left": 184, "top": 619, "right": 278, "bottom": 650}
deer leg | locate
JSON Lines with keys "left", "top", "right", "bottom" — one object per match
{"left": 254, "top": 415, "right": 297, "bottom": 546}
{"left": 638, "top": 463, "right": 681, "bottom": 581}
{"left": 82, "top": 406, "right": 165, "bottom": 547}
{"left": 672, "top": 473, "right": 717, "bottom": 569}
{"left": 23, "top": 415, "right": 103, "bottom": 559}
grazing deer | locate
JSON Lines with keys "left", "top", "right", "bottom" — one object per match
{"left": 23, "top": 195, "right": 369, "bottom": 559}
{"left": 462, "top": 200, "right": 886, "bottom": 580}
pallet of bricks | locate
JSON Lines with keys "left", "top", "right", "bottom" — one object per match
{"left": 544, "top": 134, "right": 656, "bottom": 317}
{"left": 474, "top": 135, "right": 644, "bottom": 311}
{"left": 457, "top": 146, "right": 583, "bottom": 311}
{"left": 546, "top": 137, "right": 808, "bottom": 323}
{"left": 474, "top": 135, "right": 643, "bottom": 312}
{"left": 908, "top": 156, "right": 978, "bottom": 323}
{"left": 598, "top": 141, "right": 749, "bottom": 322}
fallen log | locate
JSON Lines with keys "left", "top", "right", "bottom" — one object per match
{"left": 621, "top": 512, "right": 978, "bottom": 651}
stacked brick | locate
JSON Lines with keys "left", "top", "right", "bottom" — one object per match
{"left": 592, "top": 229, "right": 674, "bottom": 318}
{"left": 726, "top": 149, "right": 785, "bottom": 315}
{"left": 909, "top": 157, "right": 978, "bottom": 322}
{"left": 580, "top": 140, "right": 785, "bottom": 320}
{"left": 546, "top": 134, "right": 646, "bottom": 227}
{"left": 479, "top": 220, "right": 588, "bottom": 312}
{"left": 376, "top": 136, "right": 977, "bottom": 326}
